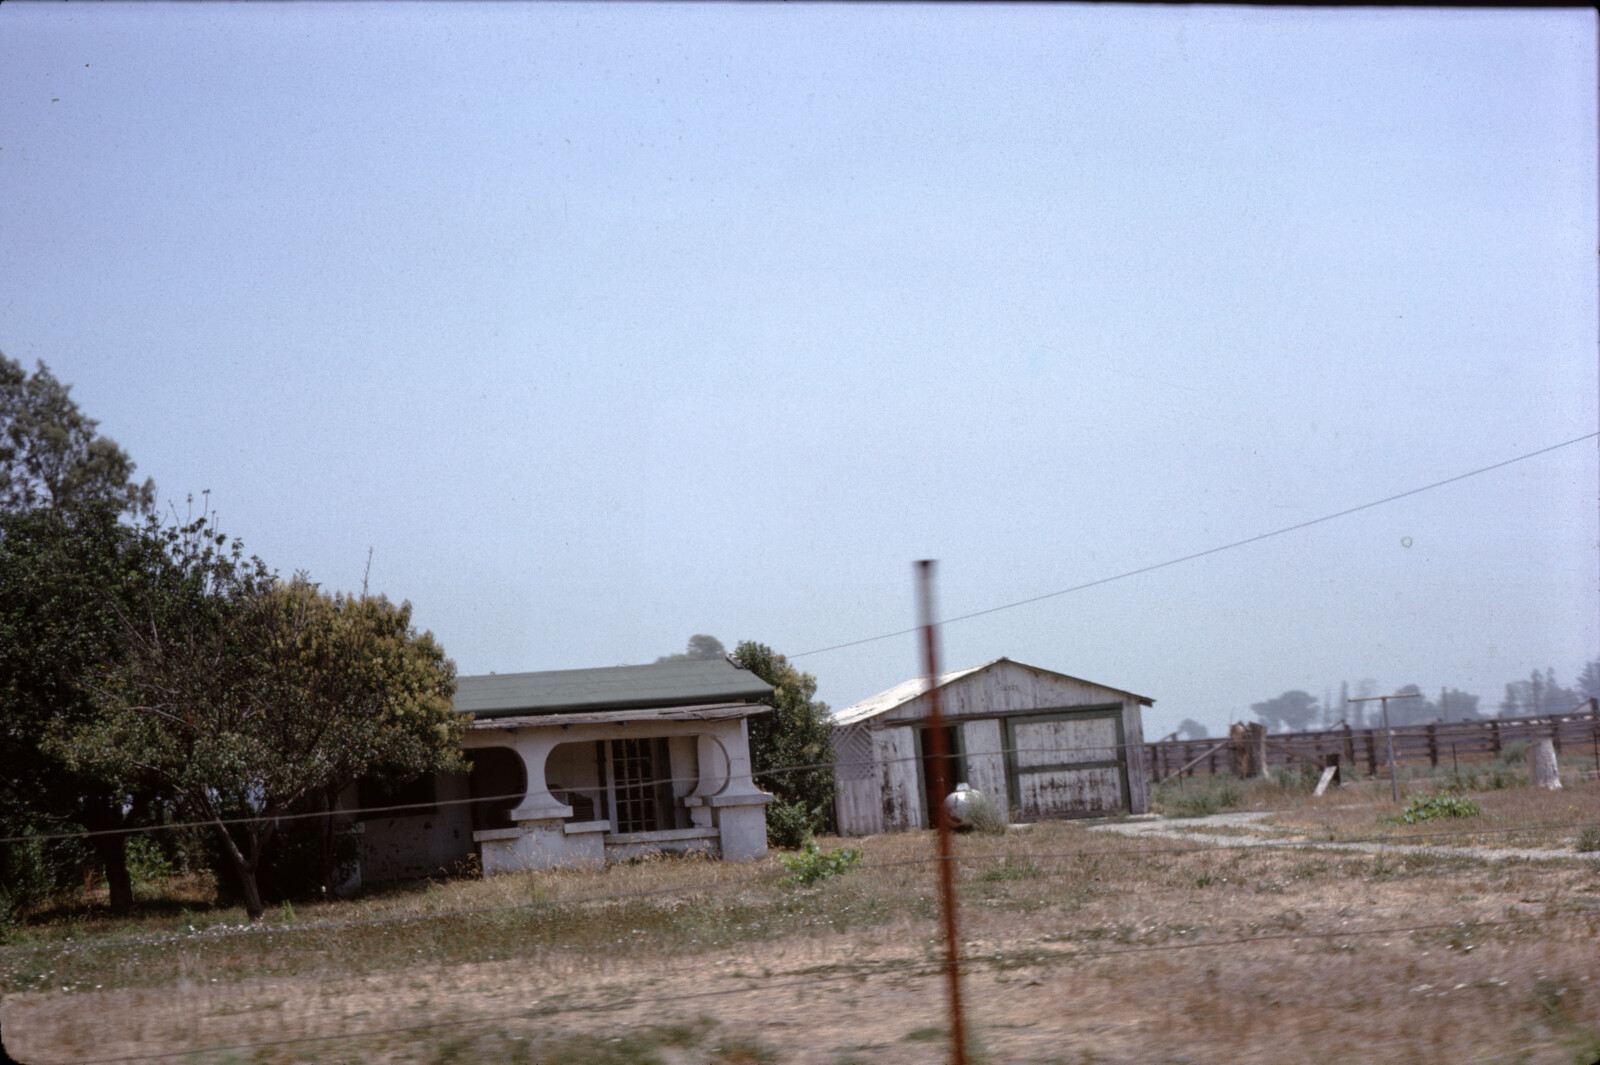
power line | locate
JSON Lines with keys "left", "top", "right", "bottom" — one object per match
{"left": 6, "top": 435, "right": 1593, "bottom": 847}
{"left": 794, "top": 432, "right": 1600, "bottom": 657}
{"left": 8, "top": 702, "right": 1584, "bottom": 845}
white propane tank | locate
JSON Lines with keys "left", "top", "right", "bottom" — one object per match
{"left": 944, "top": 782, "right": 979, "bottom": 828}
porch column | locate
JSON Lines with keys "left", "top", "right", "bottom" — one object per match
{"left": 493, "top": 732, "right": 571, "bottom": 821}
{"left": 704, "top": 718, "right": 773, "bottom": 862}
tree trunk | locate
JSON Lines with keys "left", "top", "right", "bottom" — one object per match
{"left": 84, "top": 795, "right": 134, "bottom": 915}
{"left": 92, "top": 832, "right": 134, "bottom": 916}
{"left": 211, "top": 821, "right": 267, "bottom": 921}
{"left": 318, "top": 786, "right": 340, "bottom": 897}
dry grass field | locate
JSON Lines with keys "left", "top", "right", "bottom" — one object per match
{"left": 2, "top": 775, "right": 1597, "bottom": 1065}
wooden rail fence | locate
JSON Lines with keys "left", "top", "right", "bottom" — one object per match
{"left": 1146, "top": 701, "right": 1600, "bottom": 784}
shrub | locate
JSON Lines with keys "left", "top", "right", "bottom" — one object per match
{"left": 1384, "top": 794, "right": 1483, "bottom": 825}
{"left": 125, "top": 835, "right": 174, "bottom": 886}
{"left": 1575, "top": 825, "right": 1600, "bottom": 853}
{"left": 765, "top": 800, "right": 820, "bottom": 851}
{"left": 1495, "top": 741, "right": 1528, "bottom": 767}
{"left": 1272, "top": 762, "right": 1324, "bottom": 793}
{"left": 0, "top": 814, "right": 97, "bottom": 932}
{"left": 780, "top": 839, "right": 862, "bottom": 886}
{"left": 1155, "top": 776, "right": 1243, "bottom": 817}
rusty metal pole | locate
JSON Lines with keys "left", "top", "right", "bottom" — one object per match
{"left": 917, "top": 560, "right": 967, "bottom": 1065}
{"left": 1349, "top": 693, "right": 1420, "bottom": 802}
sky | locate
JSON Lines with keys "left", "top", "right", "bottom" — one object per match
{"left": 1, "top": 4, "right": 1595, "bottom": 738}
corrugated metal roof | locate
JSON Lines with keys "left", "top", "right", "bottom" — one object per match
{"left": 829, "top": 663, "right": 990, "bottom": 726}
{"left": 831, "top": 657, "right": 1153, "bottom": 726}
{"left": 454, "top": 657, "right": 774, "bottom": 719}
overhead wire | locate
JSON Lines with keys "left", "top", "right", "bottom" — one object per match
{"left": 3, "top": 710, "right": 1583, "bottom": 846}
{"left": 793, "top": 432, "right": 1600, "bottom": 657}
{"left": 5, "top": 433, "right": 1595, "bottom": 847}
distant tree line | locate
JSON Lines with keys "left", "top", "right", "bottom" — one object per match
{"left": 1238, "top": 665, "right": 1600, "bottom": 735}
{"left": 0, "top": 355, "right": 461, "bottom": 925}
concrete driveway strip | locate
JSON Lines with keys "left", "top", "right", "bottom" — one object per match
{"left": 1089, "top": 811, "right": 1600, "bottom": 864}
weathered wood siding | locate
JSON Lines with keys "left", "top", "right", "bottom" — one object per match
{"left": 883, "top": 660, "right": 1148, "bottom": 815}
{"left": 832, "top": 660, "right": 1150, "bottom": 835}
{"left": 1009, "top": 713, "right": 1125, "bottom": 819}
{"left": 959, "top": 717, "right": 1007, "bottom": 803}
{"left": 832, "top": 722, "right": 883, "bottom": 836}
{"left": 877, "top": 726, "right": 921, "bottom": 831}
{"left": 1013, "top": 714, "right": 1119, "bottom": 763}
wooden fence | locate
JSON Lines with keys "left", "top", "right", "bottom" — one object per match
{"left": 1146, "top": 701, "right": 1600, "bottom": 784}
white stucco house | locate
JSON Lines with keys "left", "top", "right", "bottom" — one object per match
{"left": 831, "top": 658, "right": 1151, "bottom": 836}
{"left": 344, "top": 657, "right": 776, "bottom": 882}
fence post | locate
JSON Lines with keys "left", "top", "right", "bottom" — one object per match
{"left": 1364, "top": 730, "right": 1378, "bottom": 778}
{"left": 1490, "top": 719, "right": 1501, "bottom": 758}
{"left": 1426, "top": 723, "right": 1438, "bottom": 769}
{"left": 1531, "top": 738, "right": 1561, "bottom": 789}
{"left": 1342, "top": 724, "right": 1356, "bottom": 775}
{"left": 1591, "top": 698, "right": 1599, "bottom": 776}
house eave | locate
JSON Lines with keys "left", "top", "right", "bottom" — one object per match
{"left": 463, "top": 701, "right": 772, "bottom": 730}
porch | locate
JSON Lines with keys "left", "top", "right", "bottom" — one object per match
{"left": 461, "top": 704, "right": 773, "bottom": 874}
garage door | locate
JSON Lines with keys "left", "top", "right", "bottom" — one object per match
{"left": 1004, "top": 706, "right": 1129, "bottom": 820}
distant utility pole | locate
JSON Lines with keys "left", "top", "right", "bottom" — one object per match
{"left": 1348, "top": 692, "right": 1423, "bottom": 801}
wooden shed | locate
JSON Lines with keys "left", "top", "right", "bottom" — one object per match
{"left": 831, "top": 658, "right": 1152, "bottom": 835}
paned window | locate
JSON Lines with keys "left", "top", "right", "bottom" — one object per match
{"left": 610, "top": 737, "right": 664, "bottom": 833}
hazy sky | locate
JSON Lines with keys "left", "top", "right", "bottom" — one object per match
{"left": 2, "top": 4, "right": 1595, "bottom": 736}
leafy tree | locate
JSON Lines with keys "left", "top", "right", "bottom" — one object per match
{"left": 1439, "top": 688, "right": 1481, "bottom": 721}
{"left": 656, "top": 634, "right": 727, "bottom": 663}
{"left": 1386, "top": 685, "right": 1437, "bottom": 728}
{"left": 1250, "top": 690, "right": 1320, "bottom": 733}
{"left": 732, "top": 640, "right": 834, "bottom": 848}
{"left": 0, "top": 355, "right": 153, "bottom": 515}
{"left": 0, "top": 355, "right": 158, "bottom": 915}
{"left": 0, "top": 502, "right": 166, "bottom": 915}
{"left": 53, "top": 516, "right": 465, "bottom": 920}
{"left": 1175, "top": 718, "right": 1209, "bottom": 741}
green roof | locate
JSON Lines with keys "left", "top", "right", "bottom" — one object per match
{"left": 454, "top": 658, "right": 774, "bottom": 719}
